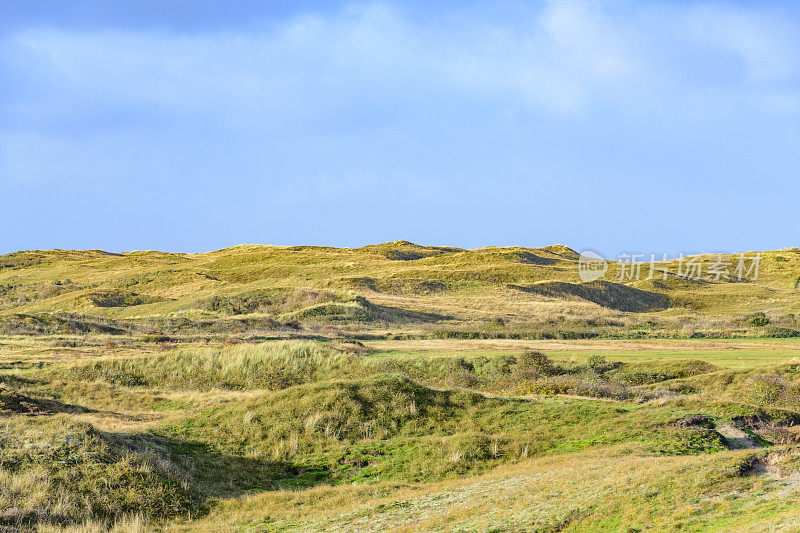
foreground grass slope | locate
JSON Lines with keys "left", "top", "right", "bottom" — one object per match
{"left": 2, "top": 339, "right": 800, "bottom": 530}
{"left": 174, "top": 446, "right": 800, "bottom": 532}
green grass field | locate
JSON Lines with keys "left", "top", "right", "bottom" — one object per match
{"left": 3, "top": 244, "right": 800, "bottom": 531}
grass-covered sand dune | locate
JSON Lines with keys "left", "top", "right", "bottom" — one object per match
{"left": 2, "top": 242, "right": 800, "bottom": 340}
{"left": 3, "top": 244, "right": 800, "bottom": 531}
{"left": 6, "top": 339, "right": 800, "bottom": 531}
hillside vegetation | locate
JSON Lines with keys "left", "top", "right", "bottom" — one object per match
{"left": 3, "top": 243, "right": 800, "bottom": 531}
{"left": 1, "top": 242, "right": 799, "bottom": 341}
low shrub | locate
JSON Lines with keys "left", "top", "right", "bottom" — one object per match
{"left": 746, "top": 312, "right": 770, "bottom": 327}
{"left": 586, "top": 355, "right": 619, "bottom": 373}
{"left": 199, "top": 289, "right": 339, "bottom": 316}
{"left": 142, "top": 335, "right": 172, "bottom": 343}
{"left": 517, "top": 350, "right": 555, "bottom": 376}
{"left": 509, "top": 374, "right": 635, "bottom": 400}
{"left": 445, "top": 371, "right": 482, "bottom": 389}
{"left": 763, "top": 327, "right": 800, "bottom": 338}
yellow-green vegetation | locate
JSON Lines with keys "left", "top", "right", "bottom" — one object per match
{"left": 2, "top": 242, "right": 800, "bottom": 340}
{"left": 3, "top": 244, "right": 800, "bottom": 531}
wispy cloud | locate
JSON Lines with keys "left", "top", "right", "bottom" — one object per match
{"left": 4, "top": 1, "right": 798, "bottom": 134}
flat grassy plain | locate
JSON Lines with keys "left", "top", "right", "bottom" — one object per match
{"left": 366, "top": 338, "right": 800, "bottom": 367}
{"left": 3, "top": 243, "right": 800, "bottom": 531}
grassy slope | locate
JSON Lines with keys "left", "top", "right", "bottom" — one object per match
{"left": 2, "top": 243, "right": 799, "bottom": 333}
{"left": 3, "top": 243, "right": 800, "bottom": 531}
{"left": 173, "top": 447, "right": 799, "bottom": 532}
{"left": 4, "top": 339, "right": 800, "bottom": 530}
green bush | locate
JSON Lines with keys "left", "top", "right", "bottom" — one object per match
{"left": 586, "top": 355, "right": 619, "bottom": 373}
{"left": 746, "top": 312, "right": 770, "bottom": 327}
{"left": 142, "top": 334, "right": 172, "bottom": 343}
{"left": 763, "top": 327, "right": 800, "bottom": 338}
{"left": 517, "top": 350, "right": 555, "bottom": 376}
{"left": 745, "top": 375, "right": 800, "bottom": 409}
{"left": 473, "top": 355, "right": 515, "bottom": 379}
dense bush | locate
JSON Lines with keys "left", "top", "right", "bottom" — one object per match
{"left": 586, "top": 355, "right": 619, "bottom": 373}
{"left": 745, "top": 312, "right": 770, "bottom": 327}
{"left": 445, "top": 371, "right": 482, "bottom": 389}
{"left": 762, "top": 327, "right": 800, "bottom": 338}
{"left": 373, "top": 354, "right": 515, "bottom": 388}
{"left": 517, "top": 350, "right": 555, "bottom": 376}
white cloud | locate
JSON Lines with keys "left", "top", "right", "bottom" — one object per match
{"left": 1, "top": 0, "right": 798, "bottom": 190}
{"left": 686, "top": 3, "right": 800, "bottom": 83}
{"left": 1, "top": 0, "right": 652, "bottom": 127}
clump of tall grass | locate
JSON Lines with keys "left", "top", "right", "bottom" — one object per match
{"left": 53, "top": 342, "right": 362, "bottom": 391}
{"left": 162, "top": 375, "right": 486, "bottom": 464}
{"left": 38, "top": 515, "right": 150, "bottom": 533}
{"left": 0, "top": 418, "right": 200, "bottom": 530}
{"left": 746, "top": 375, "right": 800, "bottom": 409}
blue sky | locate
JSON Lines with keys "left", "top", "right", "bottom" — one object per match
{"left": 1, "top": 1, "right": 798, "bottom": 256}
